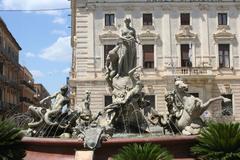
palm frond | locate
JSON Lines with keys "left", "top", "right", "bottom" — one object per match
{"left": 0, "top": 120, "right": 26, "bottom": 160}
{"left": 191, "top": 122, "right": 240, "bottom": 160}
{"left": 113, "top": 143, "right": 173, "bottom": 160}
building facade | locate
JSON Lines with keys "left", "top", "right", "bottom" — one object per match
{"left": 0, "top": 17, "right": 21, "bottom": 118}
{"left": 19, "top": 66, "right": 36, "bottom": 112}
{"left": 33, "top": 83, "right": 50, "bottom": 108}
{"left": 70, "top": 0, "right": 240, "bottom": 121}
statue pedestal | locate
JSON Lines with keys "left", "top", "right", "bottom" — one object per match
{"left": 75, "top": 151, "right": 94, "bottom": 160}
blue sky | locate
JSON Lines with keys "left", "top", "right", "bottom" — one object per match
{"left": 0, "top": 0, "right": 71, "bottom": 94}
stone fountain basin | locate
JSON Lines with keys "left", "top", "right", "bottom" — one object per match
{"left": 22, "top": 135, "right": 197, "bottom": 160}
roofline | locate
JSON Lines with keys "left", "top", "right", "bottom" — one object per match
{"left": 0, "top": 17, "right": 22, "bottom": 50}
{"left": 34, "top": 83, "right": 50, "bottom": 96}
{"left": 20, "top": 65, "right": 34, "bottom": 78}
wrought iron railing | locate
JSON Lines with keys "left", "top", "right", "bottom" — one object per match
{"left": 20, "top": 97, "right": 34, "bottom": 104}
{"left": 0, "top": 45, "right": 18, "bottom": 65}
{"left": 20, "top": 80, "right": 36, "bottom": 92}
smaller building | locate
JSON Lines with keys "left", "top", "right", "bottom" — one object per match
{"left": 19, "top": 66, "right": 35, "bottom": 112}
{"left": 33, "top": 83, "right": 51, "bottom": 108}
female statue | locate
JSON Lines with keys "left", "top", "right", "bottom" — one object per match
{"left": 116, "top": 18, "right": 137, "bottom": 77}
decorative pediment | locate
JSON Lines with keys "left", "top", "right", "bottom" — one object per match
{"left": 175, "top": 26, "right": 197, "bottom": 42}
{"left": 99, "top": 30, "right": 119, "bottom": 43}
{"left": 213, "top": 28, "right": 235, "bottom": 42}
{"left": 198, "top": 4, "right": 209, "bottom": 11}
{"left": 137, "top": 30, "right": 160, "bottom": 42}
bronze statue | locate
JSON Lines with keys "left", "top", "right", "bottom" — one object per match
{"left": 116, "top": 18, "right": 137, "bottom": 77}
{"left": 40, "top": 85, "right": 70, "bottom": 126}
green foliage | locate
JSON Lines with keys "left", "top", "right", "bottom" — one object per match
{"left": 0, "top": 120, "right": 26, "bottom": 160}
{"left": 112, "top": 143, "right": 173, "bottom": 160}
{"left": 191, "top": 122, "right": 240, "bottom": 160}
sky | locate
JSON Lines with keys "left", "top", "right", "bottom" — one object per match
{"left": 0, "top": 0, "right": 71, "bottom": 94}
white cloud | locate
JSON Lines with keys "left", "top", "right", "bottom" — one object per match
{"left": 62, "top": 67, "right": 70, "bottom": 74}
{"left": 0, "top": 0, "right": 69, "bottom": 16}
{"left": 25, "top": 52, "right": 35, "bottom": 58}
{"left": 30, "top": 70, "right": 44, "bottom": 78}
{"left": 1, "top": 0, "right": 69, "bottom": 10}
{"left": 51, "top": 29, "right": 67, "bottom": 36}
{"left": 52, "top": 17, "right": 66, "bottom": 24}
{"left": 39, "top": 36, "right": 71, "bottom": 62}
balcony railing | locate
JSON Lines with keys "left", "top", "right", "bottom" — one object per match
{"left": 0, "top": 74, "right": 19, "bottom": 89}
{"left": 6, "top": 79, "right": 18, "bottom": 89}
{"left": 0, "top": 45, "right": 18, "bottom": 65}
{"left": 165, "top": 67, "right": 213, "bottom": 76}
{"left": 20, "top": 80, "right": 36, "bottom": 92}
{"left": 20, "top": 97, "right": 34, "bottom": 104}
{"left": 0, "top": 101, "right": 18, "bottom": 111}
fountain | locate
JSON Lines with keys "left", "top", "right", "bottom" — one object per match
{"left": 21, "top": 18, "right": 231, "bottom": 160}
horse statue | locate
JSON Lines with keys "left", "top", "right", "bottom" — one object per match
{"left": 150, "top": 78, "right": 231, "bottom": 135}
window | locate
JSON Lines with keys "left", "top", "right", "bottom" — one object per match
{"left": 181, "top": 44, "right": 192, "bottom": 67}
{"left": 219, "top": 44, "right": 230, "bottom": 68}
{"left": 218, "top": 13, "right": 228, "bottom": 25}
{"left": 144, "top": 95, "right": 155, "bottom": 115}
{"left": 104, "top": 95, "right": 112, "bottom": 106}
{"left": 105, "top": 14, "right": 115, "bottom": 26}
{"left": 104, "top": 45, "right": 115, "bottom": 65}
{"left": 143, "top": 13, "right": 153, "bottom": 26}
{"left": 180, "top": 13, "right": 190, "bottom": 25}
{"left": 143, "top": 45, "right": 154, "bottom": 69}
{"left": 221, "top": 94, "right": 233, "bottom": 116}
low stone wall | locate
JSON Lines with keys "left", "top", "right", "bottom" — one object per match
{"left": 22, "top": 136, "right": 197, "bottom": 160}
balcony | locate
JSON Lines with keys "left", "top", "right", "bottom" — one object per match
{"left": 6, "top": 79, "right": 18, "bottom": 89}
{"left": 0, "top": 45, "right": 19, "bottom": 65}
{"left": 0, "top": 101, "right": 18, "bottom": 111}
{"left": 20, "top": 80, "right": 36, "bottom": 92}
{"left": 164, "top": 67, "right": 214, "bottom": 78}
{"left": 20, "top": 96, "right": 34, "bottom": 104}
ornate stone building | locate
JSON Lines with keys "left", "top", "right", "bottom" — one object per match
{"left": 33, "top": 83, "right": 50, "bottom": 108}
{"left": 0, "top": 17, "right": 21, "bottom": 118}
{"left": 70, "top": 0, "right": 240, "bottom": 121}
{"left": 19, "top": 66, "right": 36, "bottom": 112}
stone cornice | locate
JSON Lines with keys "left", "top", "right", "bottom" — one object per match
{"left": 160, "top": 5, "right": 172, "bottom": 11}
{"left": 175, "top": 26, "right": 197, "bottom": 42}
{"left": 198, "top": 4, "right": 209, "bottom": 11}
{"left": 213, "top": 28, "right": 235, "bottom": 42}
{"left": 178, "top": 5, "right": 192, "bottom": 11}
{"left": 102, "top": 7, "right": 117, "bottom": 11}
{"left": 216, "top": 5, "right": 230, "bottom": 11}
{"left": 99, "top": 30, "right": 120, "bottom": 43}
{"left": 137, "top": 30, "right": 160, "bottom": 42}
{"left": 140, "top": 6, "right": 154, "bottom": 11}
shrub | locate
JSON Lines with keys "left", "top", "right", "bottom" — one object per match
{"left": 0, "top": 120, "right": 26, "bottom": 160}
{"left": 191, "top": 122, "right": 240, "bottom": 160}
{"left": 112, "top": 143, "right": 173, "bottom": 160}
